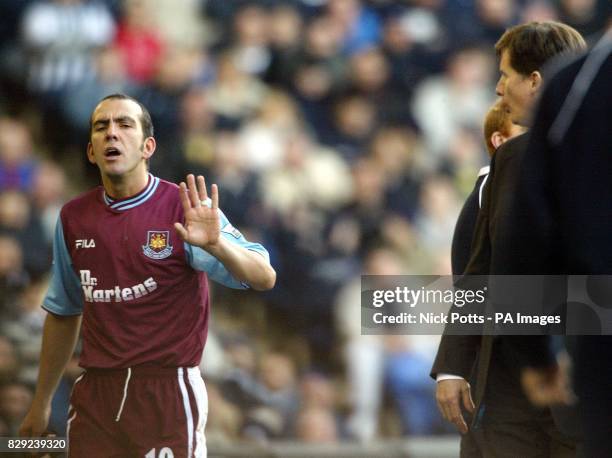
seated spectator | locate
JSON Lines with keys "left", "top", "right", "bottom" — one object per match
{"left": 20, "top": 0, "right": 115, "bottom": 94}
{"left": 0, "top": 118, "right": 38, "bottom": 192}
{"left": 0, "top": 382, "right": 33, "bottom": 435}
{"left": 205, "top": 382, "right": 243, "bottom": 443}
{"left": 29, "top": 161, "right": 68, "bottom": 245}
{"left": 1, "top": 281, "right": 48, "bottom": 385}
{"left": 61, "top": 47, "right": 134, "bottom": 141}
{"left": 384, "top": 335, "right": 449, "bottom": 435}
{"left": 207, "top": 51, "right": 268, "bottom": 125}
{"left": 326, "top": 0, "right": 381, "bottom": 56}
{"left": 0, "top": 337, "right": 19, "bottom": 385}
{"left": 295, "top": 406, "right": 339, "bottom": 443}
{"left": 412, "top": 47, "right": 495, "bottom": 169}
{"left": 0, "top": 235, "right": 28, "bottom": 312}
{"left": 0, "top": 191, "right": 50, "bottom": 279}
{"left": 114, "top": 0, "right": 165, "bottom": 85}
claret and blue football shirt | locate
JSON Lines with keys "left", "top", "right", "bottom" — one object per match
{"left": 42, "top": 174, "right": 269, "bottom": 369}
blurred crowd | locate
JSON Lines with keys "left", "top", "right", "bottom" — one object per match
{"left": 0, "top": 0, "right": 609, "bottom": 445}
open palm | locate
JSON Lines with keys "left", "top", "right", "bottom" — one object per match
{"left": 174, "top": 174, "right": 220, "bottom": 248}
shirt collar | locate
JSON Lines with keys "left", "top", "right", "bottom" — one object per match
{"left": 103, "top": 174, "right": 160, "bottom": 211}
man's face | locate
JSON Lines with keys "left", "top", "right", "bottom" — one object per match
{"left": 87, "top": 98, "right": 154, "bottom": 179}
{"left": 495, "top": 49, "right": 539, "bottom": 126}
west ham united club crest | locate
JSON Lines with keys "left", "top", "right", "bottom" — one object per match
{"left": 142, "top": 231, "right": 173, "bottom": 260}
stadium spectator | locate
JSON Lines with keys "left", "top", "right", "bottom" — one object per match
{"left": 0, "top": 117, "right": 38, "bottom": 192}
{"left": 295, "top": 406, "right": 339, "bottom": 443}
{"left": 20, "top": 0, "right": 115, "bottom": 94}
{"left": 412, "top": 47, "right": 495, "bottom": 168}
{"left": 1, "top": 281, "right": 47, "bottom": 386}
{"left": 113, "top": 0, "right": 165, "bottom": 85}
{"left": 0, "top": 337, "right": 19, "bottom": 384}
{"left": 29, "top": 160, "right": 69, "bottom": 244}
{"left": 229, "top": 3, "right": 272, "bottom": 77}
{"left": 326, "top": 0, "right": 381, "bottom": 56}
{"left": 0, "top": 382, "right": 33, "bottom": 435}
{"left": 0, "top": 190, "right": 50, "bottom": 279}
{"left": 207, "top": 51, "right": 268, "bottom": 126}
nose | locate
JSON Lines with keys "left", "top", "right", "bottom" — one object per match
{"left": 495, "top": 78, "right": 504, "bottom": 97}
{"left": 105, "top": 122, "right": 118, "bottom": 139}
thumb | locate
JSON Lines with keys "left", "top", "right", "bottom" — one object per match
{"left": 174, "top": 222, "right": 188, "bottom": 241}
{"left": 462, "top": 384, "right": 475, "bottom": 413}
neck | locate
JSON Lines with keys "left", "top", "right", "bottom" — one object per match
{"left": 102, "top": 170, "right": 149, "bottom": 199}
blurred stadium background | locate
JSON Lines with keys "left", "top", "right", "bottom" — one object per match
{"left": 0, "top": 0, "right": 609, "bottom": 456}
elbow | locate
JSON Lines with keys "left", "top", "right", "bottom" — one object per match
{"left": 253, "top": 265, "right": 276, "bottom": 291}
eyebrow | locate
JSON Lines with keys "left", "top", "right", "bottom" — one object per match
{"left": 93, "top": 116, "right": 137, "bottom": 128}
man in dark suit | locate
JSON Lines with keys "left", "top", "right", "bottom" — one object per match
{"left": 433, "top": 101, "right": 525, "bottom": 438}
{"left": 500, "top": 31, "right": 612, "bottom": 458}
{"left": 431, "top": 21, "right": 587, "bottom": 457}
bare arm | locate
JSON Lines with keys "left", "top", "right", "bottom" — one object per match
{"left": 174, "top": 174, "right": 276, "bottom": 291}
{"left": 204, "top": 237, "right": 276, "bottom": 290}
{"left": 20, "top": 313, "right": 82, "bottom": 437}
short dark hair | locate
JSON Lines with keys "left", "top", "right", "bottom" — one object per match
{"left": 89, "top": 93, "right": 154, "bottom": 140}
{"left": 495, "top": 21, "right": 586, "bottom": 75}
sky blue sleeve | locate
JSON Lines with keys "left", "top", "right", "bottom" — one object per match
{"left": 42, "top": 217, "right": 84, "bottom": 315}
{"left": 185, "top": 208, "right": 270, "bottom": 290}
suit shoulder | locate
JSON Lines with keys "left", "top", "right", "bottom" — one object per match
{"left": 493, "top": 132, "right": 529, "bottom": 163}
{"left": 543, "top": 50, "right": 587, "bottom": 83}
{"left": 499, "top": 132, "right": 529, "bottom": 153}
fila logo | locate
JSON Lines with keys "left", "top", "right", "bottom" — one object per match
{"left": 75, "top": 239, "right": 96, "bottom": 249}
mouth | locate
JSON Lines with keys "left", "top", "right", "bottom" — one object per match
{"left": 104, "top": 147, "right": 122, "bottom": 158}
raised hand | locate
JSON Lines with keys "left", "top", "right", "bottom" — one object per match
{"left": 174, "top": 174, "right": 221, "bottom": 249}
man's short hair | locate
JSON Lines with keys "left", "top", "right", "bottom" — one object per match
{"left": 483, "top": 101, "right": 513, "bottom": 155}
{"left": 495, "top": 21, "right": 587, "bottom": 75}
{"left": 89, "top": 93, "right": 154, "bottom": 140}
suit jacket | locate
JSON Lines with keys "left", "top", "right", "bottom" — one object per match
{"left": 451, "top": 167, "right": 489, "bottom": 277}
{"left": 464, "top": 132, "right": 530, "bottom": 277}
{"left": 432, "top": 137, "right": 533, "bottom": 420}
{"left": 463, "top": 135, "right": 535, "bottom": 419}
{"left": 431, "top": 169, "right": 488, "bottom": 383}
{"left": 436, "top": 131, "right": 581, "bottom": 432}
{"left": 499, "top": 36, "right": 612, "bottom": 456}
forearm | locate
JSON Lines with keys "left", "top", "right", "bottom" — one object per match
{"left": 204, "top": 237, "right": 276, "bottom": 290}
{"left": 31, "top": 313, "right": 82, "bottom": 409}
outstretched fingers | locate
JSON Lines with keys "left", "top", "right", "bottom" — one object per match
{"left": 197, "top": 175, "right": 208, "bottom": 203}
{"left": 186, "top": 174, "right": 200, "bottom": 208}
{"left": 179, "top": 174, "right": 218, "bottom": 211}
{"left": 211, "top": 184, "right": 218, "bottom": 209}
{"left": 178, "top": 181, "right": 190, "bottom": 213}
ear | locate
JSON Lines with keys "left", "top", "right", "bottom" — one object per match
{"left": 86, "top": 143, "right": 96, "bottom": 165}
{"left": 490, "top": 131, "right": 506, "bottom": 149}
{"left": 529, "top": 70, "right": 542, "bottom": 93}
{"left": 142, "top": 136, "right": 156, "bottom": 160}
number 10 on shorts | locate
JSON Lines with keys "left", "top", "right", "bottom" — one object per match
{"left": 145, "top": 447, "right": 174, "bottom": 458}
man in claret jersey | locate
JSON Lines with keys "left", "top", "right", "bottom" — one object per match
{"left": 20, "top": 93, "right": 276, "bottom": 458}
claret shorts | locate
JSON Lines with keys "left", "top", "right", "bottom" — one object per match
{"left": 67, "top": 366, "right": 207, "bottom": 458}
